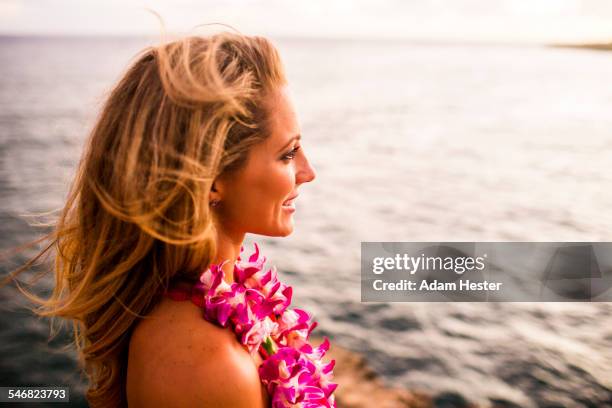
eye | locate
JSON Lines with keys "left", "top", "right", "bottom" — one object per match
{"left": 281, "top": 145, "right": 300, "bottom": 161}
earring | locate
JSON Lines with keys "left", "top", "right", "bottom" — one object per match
{"left": 210, "top": 199, "right": 220, "bottom": 208}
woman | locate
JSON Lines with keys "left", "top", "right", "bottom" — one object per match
{"left": 9, "top": 32, "right": 336, "bottom": 407}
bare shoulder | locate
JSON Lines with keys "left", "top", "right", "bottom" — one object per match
{"left": 127, "top": 298, "right": 268, "bottom": 408}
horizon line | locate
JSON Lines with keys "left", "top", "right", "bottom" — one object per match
{"left": 1, "top": 31, "right": 606, "bottom": 49}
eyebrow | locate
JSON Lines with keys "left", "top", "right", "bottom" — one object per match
{"left": 277, "top": 134, "right": 301, "bottom": 154}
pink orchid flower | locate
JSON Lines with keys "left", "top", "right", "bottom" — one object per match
{"left": 191, "top": 244, "right": 337, "bottom": 408}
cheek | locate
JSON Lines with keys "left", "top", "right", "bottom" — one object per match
{"left": 281, "top": 164, "right": 297, "bottom": 197}
{"left": 270, "top": 164, "right": 295, "bottom": 198}
{"left": 226, "top": 163, "right": 295, "bottom": 229}
{"left": 252, "top": 164, "right": 294, "bottom": 211}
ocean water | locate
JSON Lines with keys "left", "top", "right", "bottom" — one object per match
{"left": 1, "top": 36, "right": 611, "bottom": 407}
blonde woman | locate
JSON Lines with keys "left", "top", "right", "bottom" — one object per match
{"left": 8, "top": 33, "right": 337, "bottom": 407}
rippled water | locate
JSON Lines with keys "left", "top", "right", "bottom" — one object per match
{"left": 1, "top": 36, "right": 611, "bottom": 407}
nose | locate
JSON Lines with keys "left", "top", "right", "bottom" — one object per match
{"left": 296, "top": 153, "right": 316, "bottom": 185}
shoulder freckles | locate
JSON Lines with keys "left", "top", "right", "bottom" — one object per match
{"left": 181, "top": 339, "right": 267, "bottom": 407}
{"left": 128, "top": 300, "right": 267, "bottom": 408}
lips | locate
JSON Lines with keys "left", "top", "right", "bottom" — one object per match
{"left": 282, "top": 194, "right": 298, "bottom": 207}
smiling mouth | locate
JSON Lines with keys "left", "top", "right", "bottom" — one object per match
{"left": 282, "top": 194, "right": 298, "bottom": 208}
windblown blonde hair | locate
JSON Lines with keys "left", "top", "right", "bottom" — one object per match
{"left": 6, "top": 32, "right": 286, "bottom": 407}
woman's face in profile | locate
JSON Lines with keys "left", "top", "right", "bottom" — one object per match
{"left": 215, "top": 86, "right": 316, "bottom": 237}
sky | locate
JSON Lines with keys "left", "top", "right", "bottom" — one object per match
{"left": 1, "top": 0, "right": 612, "bottom": 44}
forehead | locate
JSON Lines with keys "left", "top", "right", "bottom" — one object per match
{"left": 263, "top": 87, "right": 300, "bottom": 146}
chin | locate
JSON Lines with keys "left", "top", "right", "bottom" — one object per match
{"left": 251, "top": 214, "right": 295, "bottom": 237}
{"left": 274, "top": 221, "right": 295, "bottom": 237}
{"left": 275, "top": 223, "right": 294, "bottom": 237}
{"left": 250, "top": 222, "right": 294, "bottom": 237}
{"left": 279, "top": 228, "right": 294, "bottom": 237}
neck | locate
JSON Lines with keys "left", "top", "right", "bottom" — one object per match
{"left": 213, "top": 226, "right": 245, "bottom": 284}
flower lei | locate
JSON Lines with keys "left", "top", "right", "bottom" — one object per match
{"left": 166, "top": 243, "right": 337, "bottom": 408}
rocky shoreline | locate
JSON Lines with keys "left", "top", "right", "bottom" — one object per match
{"left": 326, "top": 342, "right": 432, "bottom": 407}
{"left": 551, "top": 42, "right": 612, "bottom": 51}
{"left": 323, "top": 339, "right": 485, "bottom": 408}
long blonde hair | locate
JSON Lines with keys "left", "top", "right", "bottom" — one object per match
{"left": 5, "top": 32, "right": 286, "bottom": 407}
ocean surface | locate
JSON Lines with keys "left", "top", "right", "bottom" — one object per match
{"left": 1, "top": 36, "right": 611, "bottom": 407}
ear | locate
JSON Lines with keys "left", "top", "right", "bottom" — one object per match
{"left": 209, "top": 178, "right": 224, "bottom": 203}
